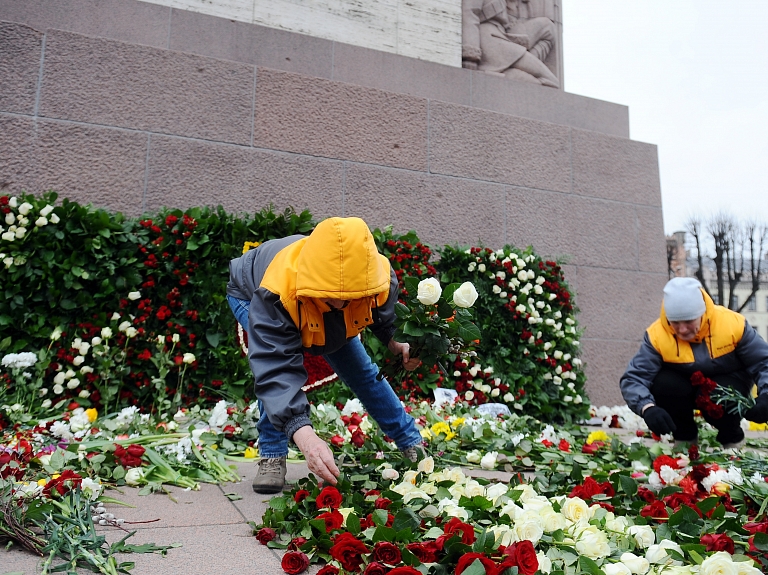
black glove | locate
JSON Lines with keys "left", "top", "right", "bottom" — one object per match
{"left": 744, "top": 394, "right": 768, "bottom": 424}
{"left": 643, "top": 406, "right": 677, "bottom": 435}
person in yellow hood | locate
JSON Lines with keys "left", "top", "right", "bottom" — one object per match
{"left": 620, "top": 277, "right": 768, "bottom": 449}
{"left": 227, "top": 217, "right": 424, "bottom": 493}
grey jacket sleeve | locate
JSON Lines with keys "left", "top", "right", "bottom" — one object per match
{"left": 736, "top": 320, "right": 768, "bottom": 396}
{"left": 368, "top": 267, "right": 399, "bottom": 345}
{"left": 247, "top": 287, "right": 311, "bottom": 441}
{"left": 619, "top": 332, "right": 663, "bottom": 415}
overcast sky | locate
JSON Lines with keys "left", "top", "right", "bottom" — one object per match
{"left": 562, "top": 1, "right": 768, "bottom": 235}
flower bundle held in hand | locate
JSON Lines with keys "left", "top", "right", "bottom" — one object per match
{"left": 691, "top": 371, "right": 755, "bottom": 419}
{"left": 377, "top": 277, "right": 481, "bottom": 392}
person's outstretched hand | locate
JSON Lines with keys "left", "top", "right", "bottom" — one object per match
{"left": 642, "top": 406, "right": 677, "bottom": 435}
{"left": 292, "top": 426, "right": 340, "bottom": 485}
{"left": 388, "top": 340, "right": 421, "bottom": 371}
{"left": 744, "top": 394, "right": 768, "bottom": 424}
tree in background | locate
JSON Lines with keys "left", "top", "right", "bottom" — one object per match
{"left": 686, "top": 213, "right": 767, "bottom": 312}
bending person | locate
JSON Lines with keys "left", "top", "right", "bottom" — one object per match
{"left": 620, "top": 277, "right": 768, "bottom": 448}
{"left": 226, "top": 217, "right": 424, "bottom": 493}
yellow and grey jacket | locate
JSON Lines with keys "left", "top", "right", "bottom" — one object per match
{"left": 620, "top": 289, "right": 768, "bottom": 414}
{"left": 226, "top": 218, "right": 397, "bottom": 440}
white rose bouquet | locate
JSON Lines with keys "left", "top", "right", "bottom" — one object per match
{"left": 377, "top": 276, "right": 481, "bottom": 389}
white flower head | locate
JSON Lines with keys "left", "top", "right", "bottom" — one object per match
{"left": 416, "top": 277, "right": 442, "bottom": 305}
{"left": 453, "top": 281, "right": 478, "bottom": 308}
{"left": 128, "top": 291, "right": 141, "bottom": 301}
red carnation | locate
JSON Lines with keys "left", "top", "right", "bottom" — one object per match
{"left": 316, "top": 486, "right": 343, "bottom": 509}
{"left": 329, "top": 532, "right": 369, "bottom": 572}
{"left": 700, "top": 533, "right": 735, "bottom": 554}
{"left": 256, "top": 527, "right": 277, "bottom": 545}
{"left": 652, "top": 455, "right": 679, "bottom": 474}
{"left": 281, "top": 551, "right": 310, "bottom": 574}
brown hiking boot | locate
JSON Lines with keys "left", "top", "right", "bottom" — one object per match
{"left": 252, "top": 457, "right": 287, "bottom": 494}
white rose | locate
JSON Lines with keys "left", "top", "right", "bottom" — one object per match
{"left": 49, "top": 213, "right": 60, "bottom": 224}
{"left": 628, "top": 525, "right": 655, "bottom": 549}
{"left": 492, "top": 284, "right": 501, "bottom": 294}
{"left": 182, "top": 353, "right": 196, "bottom": 364}
{"left": 78, "top": 343, "right": 90, "bottom": 355}
{"left": 646, "top": 540, "right": 683, "bottom": 566}
{"left": 128, "top": 291, "right": 141, "bottom": 300}
{"left": 101, "top": 327, "right": 113, "bottom": 339}
{"left": 540, "top": 507, "right": 567, "bottom": 532}
{"left": 41, "top": 399, "right": 52, "bottom": 408}
{"left": 91, "top": 336, "right": 103, "bottom": 346}
{"left": 453, "top": 282, "right": 478, "bottom": 308}
{"left": 620, "top": 552, "right": 650, "bottom": 575}
{"left": 604, "top": 564, "right": 632, "bottom": 575}
{"left": 480, "top": 451, "right": 498, "bottom": 470}
{"left": 118, "top": 320, "right": 131, "bottom": 332}
{"left": 485, "top": 482, "right": 508, "bottom": 504}
{"left": 78, "top": 389, "right": 90, "bottom": 398}
{"left": 80, "top": 477, "right": 103, "bottom": 500}
{"left": 172, "top": 333, "right": 180, "bottom": 343}
{"left": 40, "top": 204, "right": 54, "bottom": 217}
{"left": 514, "top": 517, "right": 544, "bottom": 544}
{"left": 35, "top": 216, "right": 48, "bottom": 227}
{"left": 80, "top": 366, "right": 94, "bottom": 374}
{"left": 53, "top": 384, "right": 64, "bottom": 394}
{"left": 15, "top": 227, "right": 26, "bottom": 238}
{"left": 465, "top": 390, "right": 474, "bottom": 401}
{"left": 537, "top": 553, "right": 552, "bottom": 574}
{"left": 561, "top": 496, "right": 590, "bottom": 523}
{"left": 18, "top": 202, "right": 33, "bottom": 215}
{"left": 381, "top": 468, "right": 400, "bottom": 481}
{"left": 53, "top": 371, "right": 67, "bottom": 385}
{"left": 478, "top": 263, "right": 486, "bottom": 273}
{"left": 575, "top": 525, "right": 611, "bottom": 559}
{"left": 125, "top": 327, "right": 138, "bottom": 338}
{"left": 8, "top": 197, "right": 17, "bottom": 207}
{"left": 1, "top": 231, "right": 15, "bottom": 242}
{"left": 733, "top": 560, "right": 762, "bottom": 575}
{"left": 72, "top": 356, "right": 85, "bottom": 366}
{"left": 67, "top": 378, "right": 80, "bottom": 389}
{"left": 416, "top": 277, "right": 442, "bottom": 305}
{"left": 466, "top": 450, "right": 482, "bottom": 463}
{"left": 5, "top": 213, "right": 14, "bottom": 225}
{"left": 125, "top": 467, "right": 146, "bottom": 486}
{"left": 417, "top": 456, "right": 435, "bottom": 474}
{"left": 699, "top": 552, "right": 738, "bottom": 575}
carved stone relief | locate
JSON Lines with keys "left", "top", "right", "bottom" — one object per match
{"left": 462, "top": 0, "right": 562, "bottom": 88}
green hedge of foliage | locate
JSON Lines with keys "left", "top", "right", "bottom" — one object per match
{"left": 0, "top": 193, "right": 587, "bottom": 422}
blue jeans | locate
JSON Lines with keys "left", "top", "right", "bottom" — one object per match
{"left": 227, "top": 295, "right": 422, "bottom": 458}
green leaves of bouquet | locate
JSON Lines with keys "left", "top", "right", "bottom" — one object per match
{"left": 380, "top": 276, "right": 481, "bottom": 385}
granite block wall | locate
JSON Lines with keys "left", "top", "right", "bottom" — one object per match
{"left": 0, "top": 7, "right": 667, "bottom": 407}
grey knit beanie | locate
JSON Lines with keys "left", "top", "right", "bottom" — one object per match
{"left": 663, "top": 277, "right": 706, "bottom": 321}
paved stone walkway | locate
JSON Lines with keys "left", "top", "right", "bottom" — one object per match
{"left": 3, "top": 429, "right": 767, "bottom": 575}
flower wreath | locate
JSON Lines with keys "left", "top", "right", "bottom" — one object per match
{"left": 238, "top": 242, "right": 339, "bottom": 393}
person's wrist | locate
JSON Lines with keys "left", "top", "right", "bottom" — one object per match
{"left": 641, "top": 403, "right": 655, "bottom": 415}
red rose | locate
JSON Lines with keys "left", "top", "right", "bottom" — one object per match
{"left": 363, "top": 562, "right": 387, "bottom": 575}
{"left": 289, "top": 537, "right": 308, "bottom": 551}
{"left": 700, "top": 533, "right": 735, "bottom": 554}
{"left": 351, "top": 429, "right": 366, "bottom": 448}
{"left": 372, "top": 541, "right": 402, "bottom": 565}
{"left": 581, "top": 441, "right": 604, "bottom": 454}
{"left": 541, "top": 439, "right": 553, "bottom": 448}
{"left": 330, "top": 435, "right": 345, "bottom": 447}
{"left": 317, "top": 486, "right": 344, "bottom": 509}
{"left": 443, "top": 517, "right": 476, "bottom": 545}
{"left": 388, "top": 568, "right": 421, "bottom": 575}
{"left": 455, "top": 552, "right": 498, "bottom": 575}
{"left": 126, "top": 444, "right": 146, "bottom": 458}
{"left": 294, "top": 489, "right": 310, "bottom": 503}
{"left": 406, "top": 541, "right": 441, "bottom": 564}
{"left": 744, "top": 522, "right": 768, "bottom": 534}
{"left": 316, "top": 511, "right": 345, "bottom": 532}
{"left": 637, "top": 487, "right": 657, "bottom": 503}
{"left": 558, "top": 438, "right": 571, "bottom": 452}
{"left": 256, "top": 527, "right": 277, "bottom": 545}
{"left": 374, "top": 497, "right": 392, "bottom": 510}
{"left": 281, "top": 551, "right": 310, "bottom": 574}
{"left": 317, "top": 566, "right": 340, "bottom": 575}
{"left": 329, "top": 532, "right": 369, "bottom": 572}
{"left": 500, "top": 541, "right": 539, "bottom": 575}
{"left": 640, "top": 500, "right": 668, "bottom": 522}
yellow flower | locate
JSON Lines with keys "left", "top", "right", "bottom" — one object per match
{"left": 430, "top": 422, "right": 451, "bottom": 436}
{"left": 242, "top": 241, "right": 261, "bottom": 254}
{"left": 420, "top": 428, "right": 433, "bottom": 440}
{"left": 51, "top": 474, "right": 61, "bottom": 480}
{"left": 85, "top": 408, "right": 98, "bottom": 422}
{"left": 210, "top": 444, "right": 218, "bottom": 450}
{"left": 444, "top": 431, "right": 457, "bottom": 441}
{"left": 244, "top": 446, "right": 257, "bottom": 459}
{"left": 749, "top": 421, "right": 768, "bottom": 431}
{"left": 451, "top": 417, "right": 466, "bottom": 429}
{"left": 586, "top": 430, "right": 610, "bottom": 445}
{"left": 37, "top": 478, "right": 47, "bottom": 486}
